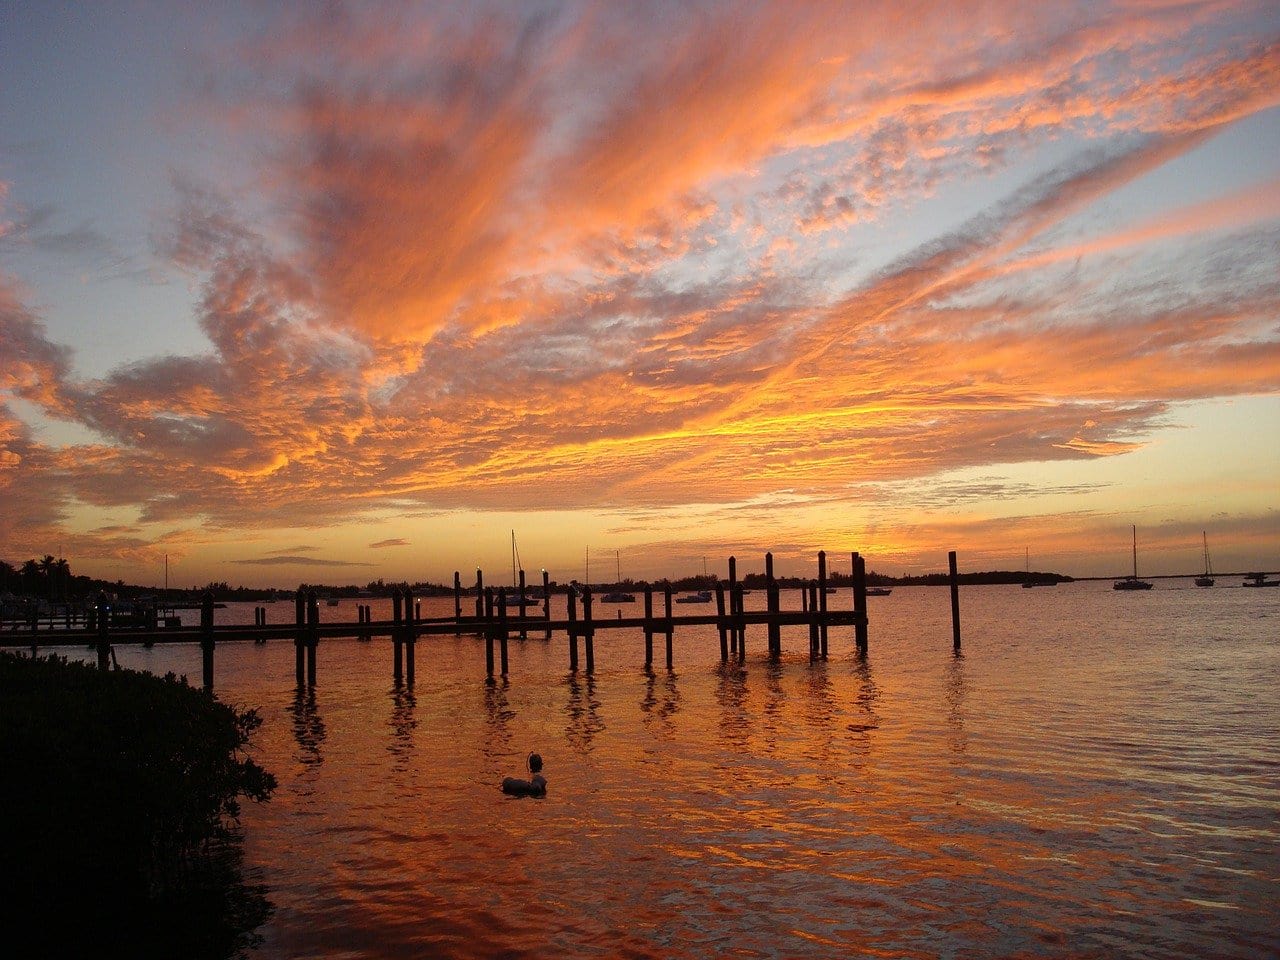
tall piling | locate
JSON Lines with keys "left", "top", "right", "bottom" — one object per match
{"left": 201, "top": 591, "right": 215, "bottom": 691}
{"left": 664, "top": 585, "right": 674, "bottom": 669}
{"left": 728, "top": 556, "right": 739, "bottom": 656}
{"left": 542, "top": 569, "right": 552, "bottom": 640}
{"left": 306, "top": 591, "right": 319, "bottom": 686}
{"left": 294, "top": 592, "right": 306, "bottom": 685}
{"left": 404, "top": 590, "right": 416, "bottom": 685}
{"left": 582, "top": 586, "right": 595, "bottom": 674}
{"left": 716, "top": 582, "right": 728, "bottom": 662}
{"left": 518, "top": 569, "right": 528, "bottom": 640}
{"left": 765, "top": 552, "right": 781, "bottom": 656}
{"left": 949, "top": 550, "right": 961, "bottom": 651}
{"left": 454, "top": 571, "right": 462, "bottom": 635}
{"left": 567, "top": 587, "right": 579, "bottom": 671}
{"left": 852, "top": 551, "right": 868, "bottom": 654}
{"left": 392, "top": 588, "right": 404, "bottom": 682}
{"left": 818, "top": 550, "right": 829, "bottom": 655}
{"left": 498, "top": 588, "right": 510, "bottom": 676}
{"left": 484, "top": 588, "right": 495, "bottom": 679}
{"left": 643, "top": 585, "right": 654, "bottom": 668}
{"left": 95, "top": 595, "right": 110, "bottom": 671}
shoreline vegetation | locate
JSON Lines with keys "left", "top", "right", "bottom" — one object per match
{"left": 4, "top": 554, "right": 1082, "bottom": 608}
{"left": 0, "top": 652, "right": 277, "bottom": 959}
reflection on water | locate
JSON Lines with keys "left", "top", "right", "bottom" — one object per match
{"left": 945, "top": 650, "right": 968, "bottom": 756}
{"left": 191, "top": 586, "right": 1280, "bottom": 959}
{"left": 640, "top": 668, "right": 680, "bottom": 739}
{"left": 387, "top": 685, "right": 416, "bottom": 771}
{"left": 564, "top": 672, "right": 604, "bottom": 753}
{"left": 289, "top": 686, "right": 325, "bottom": 767}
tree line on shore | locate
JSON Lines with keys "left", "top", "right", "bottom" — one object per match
{"left": 4, "top": 555, "right": 1071, "bottom": 608}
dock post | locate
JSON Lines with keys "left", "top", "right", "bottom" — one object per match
{"left": 567, "top": 587, "right": 579, "bottom": 671}
{"left": 475, "top": 569, "right": 484, "bottom": 621}
{"left": 582, "top": 586, "right": 595, "bottom": 674}
{"left": 542, "top": 569, "right": 551, "bottom": 640}
{"left": 95, "top": 594, "right": 110, "bottom": 671}
{"left": 716, "top": 582, "right": 728, "bottom": 662}
{"left": 765, "top": 552, "right": 780, "bottom": 657}
{"left": 664, "top": 585, "right": 674, "bottom": 670}
{"left": 853, "top": 552, "right": 868, "bottom": 654}
{"left": 484, "top": 588, "right": 495, "bottom": 679}
{"left": 404, "top": 590, "right": 416, "bottom": 685}
{"left": 201, "top": 591, "right": 215, "bottom": 691}
{"left": 818, "top": 550, "right": 829, "bottom": 656}
{"left": 498, "top": 588, "right": 510, "bottom": 677}
{"left": 454, "top": 571, "right": 462, "bottom": 635}
{"left": 728, "top": 556, "right": 739, "bottom": 656}
{"left": 949, "top": 550, "right": 961, "bottom": 651}
{"left": 392, "top": 588, "right": 404, "bottom": 682}
{"left": 517, "top": 569, "right": 528, "bottom": 640}
{"left": 643, "top": 585, "right": 654, "bottom": 668}
{"left": 306, "top": 591, "right": 319, "bottom": 686}
{"left": 734, "top": 583, "right": 746, "bottom": 658}
{"left": 294, "top": 591, "right": 306, "bottom": 685}
{"left": 808, "top": 582, "right": 820, "bottom": 659}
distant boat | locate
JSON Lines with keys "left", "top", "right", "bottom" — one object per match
{"left": 674, "top": 590, "right": 712, "bottom": 604}
{"left": 1195, "top": 531, "right": 1215, "bottom": 587}
{"left": 1114, "top": 525, "right": 1154, "bottom": 590}
{"left": 1242, "top": 572, "right": 1279, "bottom": 588}
{"left": 865, "top": 587, "right": 892, "bottom": 596}
{"left": 1022, "top": 547, "right": 1056, "bottom": 588}
{"left": 600, "top": 551, "right": 636, "bottom": 603}
{"left": 503, "top": 530, "right": 542, "bottom": 611}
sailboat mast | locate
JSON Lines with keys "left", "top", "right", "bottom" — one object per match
{"left": 1132, "top": 524, "right": 1138, "bottom": 578}
{"left": 616, "top": 550, "right": 621, "bottom": 584}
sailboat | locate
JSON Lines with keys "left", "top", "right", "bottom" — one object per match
{"left": 502, "top": 531, "right": 541, "bottom": 611}
{"left": 676, "top": 557, "right": 713, "bottom": 603}
{"left": 1195, "top": 532, "right": 1215, "bottom": 587}
{"left": 600, "top": 551, "right": 636, "bottom": 603}
{"left": 1022, "top": 547, "right": 1056, "bottom": 587}
{"left": 1114, "top": 525, "right": 1154, "bottom": 590}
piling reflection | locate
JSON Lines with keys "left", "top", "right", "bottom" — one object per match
{"left": 483, "top": 677, "right": 515, "bottom": 740}
{"left": 945, "top": 651, "right": 968, "bottom": 756}
{"left": 564, "top": 672, "right": 604, "bottom": 753}
{"left": 640, "top": 668, "right": 680, "bottom": 739}
{"left": 847, "top": 656, "right": 881, "bottom": 743}
{"left": 290, "top": 686, "right": 326, "bottom": 767}
{"left": 714, "top": 662, "right": 750, "bottom": 750}
{"left": 759, "top": 658, "right": 786, "bottom": 751}
{"left": 388, "top": 685, "right": 417, "bottom": 771}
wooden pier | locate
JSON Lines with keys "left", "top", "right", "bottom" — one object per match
{"left": 3, "top": 550, "right": 967, "bottom": 692}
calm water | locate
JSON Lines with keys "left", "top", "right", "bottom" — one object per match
{"left": 40, "top": 583, "right": 1280, "bottom": 958}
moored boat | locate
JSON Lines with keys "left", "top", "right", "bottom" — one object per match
{"left": 1195, "top": 531, "right": 1215, "bottom": 587}
{"left": 1114, "top": 525, "right": 1153, "bottom": 590}
{"left": 1242, "top": 572, "right": 1279, "bottom": 588}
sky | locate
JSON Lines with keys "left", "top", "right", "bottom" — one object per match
{"left": 1, "top": 0, "right": 1278, "bottom": 589}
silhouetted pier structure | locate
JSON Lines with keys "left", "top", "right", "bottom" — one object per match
{"left": 3, "top": 550, "right": 968, "bottom": 692}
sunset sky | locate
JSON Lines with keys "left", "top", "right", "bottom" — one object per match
{"left": 2, "top": 1, "right": 1278, "bottom": 588}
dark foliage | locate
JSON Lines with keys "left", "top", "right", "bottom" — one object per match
{"left": 0, "top": 652, "right": 277, "bottom": 959}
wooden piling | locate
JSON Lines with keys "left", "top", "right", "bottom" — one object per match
{"left": 808, "top": 582, "right": 820, "bottom": 658}
{"left": 582, "top": 586, "right": 595, "bottom": 674}
{"left": 201, "top": 591, "right": 215, "bottom": 691}
{"left": 643, "top": 585, "right": 654, "bottom": 668}
{"left": 852, "top": 551, "right": 868, "bottom": 654}
{"left": 518, "top": 569, "right": 528, "bottom": 640}
{"left": 664, "top": 585, "right": 674, "bottom": 669}
{"left": 454, "top": 572, "right": 462, "bottom": 635}
{"left": 392, "top": 588, "right": 404, "bottom": 682}
{"left": 404, "top": 590, "right": 416, "bottom": 685}
{"left": 498, "top": 588, "right": 510, "bottom": 677}
{"left": 306, "top": 591, "right": 319, "bottom": 686}
{"left": 733, "top": 582, "right": 746, "bottom": 659}
{"left": 949, "top": 550, "right": 961, "bottom": 651}
{"left": 542, "top": 569, "right": 551, "bottom": 640}
{"left": 765, "top": 552, "right": 780, "bottom": 656}
{"left": 818, "top": 550, "right": 829, "bottom": 655}
{"left": 728, "top": 556, "right": 740, "bottom": 656}
{"left": 294, "top": 591, "right": 306, "bottom": 685}
{"left": 567, "top": 587, "right": 579, "bottom": 671}
{"left": 716, "top": 582, "right": 728, "bottom": 662}
{"left": 95, "top": 597, "right": 110, "bottom": 670}
{"left": 475, "top": 569, "right": 484, "bottom": 621}
{"left": 484, "top": 588, "right": 495, "bottom": 679}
